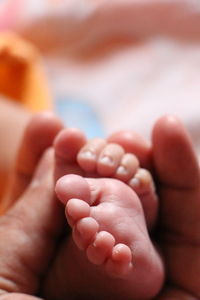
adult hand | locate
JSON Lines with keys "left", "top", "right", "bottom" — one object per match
{"left": 108, "top": 115, "right": 200, "bottom": 300}
{"left": 0, "top": 113, "right": 64, "bottom": 299}
{"left": 152, "top": 116, "right": 200, "bottom": 300}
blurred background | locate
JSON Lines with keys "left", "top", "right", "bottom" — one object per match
{"left": 0, "top": 0, "right": 200, "bottom": 150}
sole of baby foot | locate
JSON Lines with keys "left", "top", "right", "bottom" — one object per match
{"left": 48, "top": 174, "right": 164, "bottom": 300}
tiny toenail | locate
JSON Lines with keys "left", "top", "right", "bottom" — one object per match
{"left": 116, "top": 166, "right": 128, "bottom": 175}
{"left": 100, "top": 156, "right": 113, "bottom": 165}
{"left": 80, "top": 151, "right": 96, "bottom": 160}
{"left": 129, "top": 177, "right": 140, "bottom": 188}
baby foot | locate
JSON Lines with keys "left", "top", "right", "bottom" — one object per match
{"left": 54, "top": 128, "right": 158, "bottom": 228}
{"left": 52, "top": 174, "right": 164, "bottom": 300}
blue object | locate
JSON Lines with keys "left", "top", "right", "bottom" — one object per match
{"left": 55, "top": 97, "right": 105, "bottom": 138}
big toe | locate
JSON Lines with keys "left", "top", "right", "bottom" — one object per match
{"left": 55, "top": 174, "right": 92, "bottom": 206}
{"left": 54, "top": 128, "right": 87, "bottom": 180}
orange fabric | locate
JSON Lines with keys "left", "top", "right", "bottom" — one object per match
{"left": 0, "top": 32, "right": 51, "bottom": 111}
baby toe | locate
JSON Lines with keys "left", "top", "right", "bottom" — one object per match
{"left": 55, "top": 174, "right": 92, "bottom": 206}
{"left": 129, "top": 168, "right": 158, "bottom": 229}
{"left": 65, "top": 198, "right": 90, "bottom": 226}
{"left": 73, "top": 217, "right": 99, "bottom": 250}
{"left": 106, "top": 244, "right": 133, "bottom": 278}
{"left": 128, "top": 168, "right": 155, "bottom": 196}
{"left": 86, "top": 231, "right": 115, "bottom": 265}
{"left": 97, "top": 143, "right": 124, "bottom": 176}
{"left": 77, "top": 138, "right": 106, "bottom": 173}
{"left": 115, "top": 153, "right": 139, "bottom": 182}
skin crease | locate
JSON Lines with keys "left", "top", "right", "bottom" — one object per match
{"left": 0, "top": 114, "right": 199, "bottom": 299}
